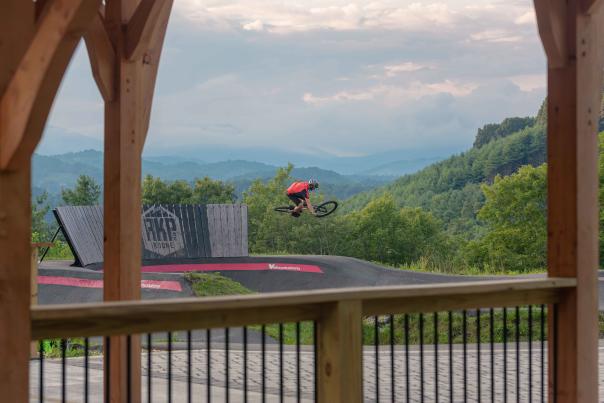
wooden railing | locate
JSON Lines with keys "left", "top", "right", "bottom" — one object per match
{"left": 30, "top": 277, "right": 576, "bottom": 402}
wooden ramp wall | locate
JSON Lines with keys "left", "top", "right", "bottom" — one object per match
{"left": 55, "top": 204, "right": 248, "bottom": 266}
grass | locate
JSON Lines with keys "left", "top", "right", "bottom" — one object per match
{"left": 38, "top": 338, "right": 102, "bottom": 358}
{"left": 185, "top": 272, "right": 254, "bottom": 297}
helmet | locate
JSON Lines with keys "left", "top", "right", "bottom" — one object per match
{"left": 308, "top": 179, "right": 319, "bottom": 190}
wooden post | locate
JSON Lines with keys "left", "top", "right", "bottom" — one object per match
{"left": 0, "top": 4, "right": 34, "bottom": 401}
{"left": 0, "top": 1, "right": 99, "bottom": 399}
{"left": 87, "top": 1, "right": 172, "bottom": 401}
{"left": 536, "top": 0, "right": 604, "bottom": 401}
{"left": 317, "top": 300, "right": 363, "bottom": 403}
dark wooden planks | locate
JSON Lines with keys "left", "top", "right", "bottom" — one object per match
{"left": 55, "top": 206, "right": 104, "bottom": 266}
{"left": 55, "top": 203, "right": 249, "bottom": 265}
{"left": 206, "top": 204, "right": 248, "bottom": 257}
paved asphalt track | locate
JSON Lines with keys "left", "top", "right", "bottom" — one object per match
{"left": 38, "top": 255, "right": 604, "bottom": 310}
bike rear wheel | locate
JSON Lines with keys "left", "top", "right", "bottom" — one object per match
{"left": 314, "top": 201, "right": 338, "bottom": 217}
{"left": 275, "top": 206, "right": 295, "bottom": 213}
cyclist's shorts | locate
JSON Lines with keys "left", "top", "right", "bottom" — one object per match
{"left": 287, "top": 191, "right": 307, "bottom": 205}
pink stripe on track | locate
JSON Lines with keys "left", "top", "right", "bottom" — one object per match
{"left": 38, "top": 276, "right": 182, "bottom": 291}
{"left": 141, "top": 262, "right": 323, "bottom": 274}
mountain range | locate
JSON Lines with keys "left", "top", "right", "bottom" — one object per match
{"left": 32, "top": 150, "right": 398, "bottom": 200}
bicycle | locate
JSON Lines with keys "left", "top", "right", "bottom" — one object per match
{"left": 274, "top": 200, "right": 338, "bottom": 218}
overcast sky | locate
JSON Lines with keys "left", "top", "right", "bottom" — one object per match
{"left": 41, "top": 0, "right": 547, "bottom": 159}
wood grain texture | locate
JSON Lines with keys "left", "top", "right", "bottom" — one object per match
{"left": 317, "top": 300, "right": 362, "bottom": 403}
{"left": 84, "top": 12, "right": 115, "bottom": 101}
{"left": 31, "top": 278, "right": 574, "bottom": 339}
{"left": 0, "top": 167, "right": 33, "bottom": 402}
{"left": 535, "top": 0, "right": 568, "bottom": 68}
{"left": 125, "top": 0, "right": 172, "bottom": 61}
{"left": 0, "top": 0, "right": 101, "bottom": 170}
{"left": 543, "top": 1, "right": 603, "bottom": 401}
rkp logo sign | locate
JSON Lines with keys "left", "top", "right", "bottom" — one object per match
{"left": 142, "top": 206, "right": 185, "bottom": 256}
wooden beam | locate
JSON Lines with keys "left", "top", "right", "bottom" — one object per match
{"left": 544, "top": 1, "right": 603, "bottom": 401}
{"left": 103, "top": 1, "right": 146, "bottom": 400}
{"left": 125, "top": 0, "right": 171, "bottom": 61}
{"left": 84, "top": 12, "right": 116, "bottom": 101}
{"left": 0, "top": 2, "right": 35, "bottom": 402}
{"left": 535, "top": 0, "right": 568, "bottom": 68}
{"left": 139, "top": 0, "right": 173, "bottom": 144}
{"left": 34, "top": 0, "right": 51, "bottom": 21}
{"left": 317, "top": 301, "right": 362, "bottom": 403}
{"left": 0, "top": 0, "right": 102, "bottom": 170}
{"left": 580, "top": 0, "right": 604, "bottom": 14}
{"left": 30, "top": 278, "right": 574, "bottom": 339}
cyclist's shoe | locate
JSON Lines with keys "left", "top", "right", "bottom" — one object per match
{"left": 291, "top": 212, "right": 301, "bottom": 217}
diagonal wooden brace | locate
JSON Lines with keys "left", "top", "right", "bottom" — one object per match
{"left": 534, "top": 0, "right": 568, "bottom": 68}
{"left": 0, "top": 0, "right": 101, "bottom": 171}
{"left": 84, "top": 12, "right": 116, "bottom": 102}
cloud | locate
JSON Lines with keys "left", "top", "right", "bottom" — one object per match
{"left": 175, "top": 1, "right": 460, "bottom": 33}
{"left": 515, "top": 10, "right": 536, "bottom": 25}
{"left": 243, "top": 19, "right": 264, "bottom": 31}
{"left": 470, "top": 29, "right": 523, "bottom": 43}
{"left": 303, "top": 80, "right": 477, "bottom": 106}
{"left": 383, "top": 62, "right": 429, "bottom": 77}
{"left": 508, "top": 74, "right": 546, "bottom": 92}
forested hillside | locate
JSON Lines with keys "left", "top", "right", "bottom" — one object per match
{"left": 344, "top": 113, "right": 547, "bottom": 236}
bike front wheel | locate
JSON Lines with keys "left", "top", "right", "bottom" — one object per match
{"left": 314, "top": 201, "right": 338, "bottom": 217}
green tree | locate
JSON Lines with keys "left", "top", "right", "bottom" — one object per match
{"left": 345, "top": 195, "right": 448, "bottom": 266}
{"left": 142, "top": 175, "right": 236, "bottom": 205}
{"left": 142, "top": 175, "right": 193, "bottom": 204}
{"left": 32, "top": 192, "right": 50, "bottom": 238}
{"left": 464, "top": 164, "right": 547, "bottom": 272}
{"left": 61, "top": 175, "right": 101, "bottom": 205}
{"left": 190, "top": 177, "right": 236, "bottom": 204}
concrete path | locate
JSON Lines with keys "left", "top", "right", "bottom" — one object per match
{"left": 28, "top": 342, "right": 604, "bottom": 402}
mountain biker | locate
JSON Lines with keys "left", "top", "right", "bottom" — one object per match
{"left": 286, "top": 179, "right": 319, "bottom": 217}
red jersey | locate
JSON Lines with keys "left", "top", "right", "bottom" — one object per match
{"left": 287, "top": 181, "right": 309, "bottom": 196}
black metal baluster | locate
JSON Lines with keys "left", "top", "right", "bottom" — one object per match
{"left": 105, "top": 337, "right": 111, "bottom": 403}
{"left": 529, "top": 306, "right": 533, "bottom": 403}
{"left": 39, "top": 340, "right": 44, "bottom": 403}
{"left": 262, "top": 324, "right": 266, "bottom": 403}
{"left": 127, "top": 335, "right": 132, "bottom": 403}
{"left": 503, "top": 308, "right": 508, "bottom": 403}
{"left": 434, "top": 312, "right": 438, "bottom": 403}
{"left": 391, "top": 314, "right": 395, "bottom": 403}
{"left": 168, "top": 332, "right": 172, "bottom": 403}
{"left": 83, "top": 338, "right": 89, "bottom": 403}
{"left": 404, "top": 314, "right": 410, "bottom": 403}
{"left": 226, "top": 328, "right": 230, "bottom": 403}
{"left": 553, "top": 305, "right": 558, "bottom": 403}
{"left": 207, "top": 329, "right": 211, "bottom": 403}
{"left": 477, "top": 309, "right": 481, "bottom": 402}
{"left": 515, "top": 307, "right": 520, "bottom": 403}
{"left": 420, "top": 313, "right": 424, "bottom": 403}
{"left": 375, "top": 316, "right": 379, "bottom": 403}
{"left": 313, "top": 321, "right": 318, "bottom": 403}
{"left": 463, "top": 310, "right": 467, "bottom": 403}
{"left": 244, "top": 326, "right": 248, "bottom": 403}
{"left": 187, "top": 331, "right": 192, "bottom": 403}
{"left": 61, "top": 339, "right": 67, "bottom": 403}
{"left": 296, "top": 322, "right": 301, "bottom": 403}
{"left": 540, "top": 305, "right": 545, "bottom": 403}
{"left": 490, "top": 309, "right": 494, "bottom": 403}
{"left": 448, "top": 311, "right": 453, "bottom": 402}
{"left": 147, "top": 334, "right": 152, "bottom": 403}
{"left": 279, "top": 324, "right": 284, "bottom": 403}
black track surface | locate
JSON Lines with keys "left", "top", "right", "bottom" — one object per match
{"left": 38, "top": 256, "right": 604, "bottom": 310}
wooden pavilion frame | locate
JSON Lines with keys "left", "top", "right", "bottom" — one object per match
{"left": 0, "top": 0, "right": 603, "bottom": 401}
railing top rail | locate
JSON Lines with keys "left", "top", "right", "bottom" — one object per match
{"left": 31, "top": 277, "right": 575, "bottom": 339}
